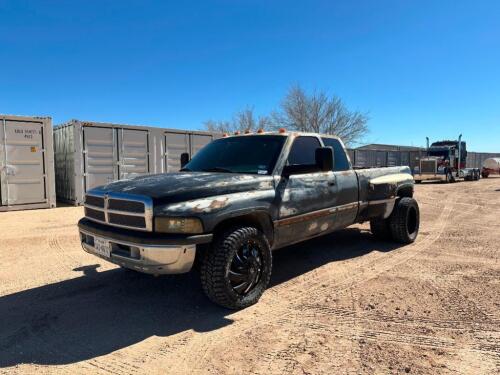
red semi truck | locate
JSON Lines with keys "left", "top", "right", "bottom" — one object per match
{"left": 413, "top": 135, "right": 481, "bottom": 183}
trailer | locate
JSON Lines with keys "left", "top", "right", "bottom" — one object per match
{"left": 53, "top": 120, "right": 217, "bottom": 205}
{"left": 0, "top": 115, "right": 56, "bottom": 211}
{"left": 413, "top": 135, "right": 481, "bottom": 183}
{"left": 481, "top": 158, "right": 500, "bottom": 178}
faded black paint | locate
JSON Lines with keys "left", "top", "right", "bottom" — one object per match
{"left": 82, "top": 132, "right": 416, "bottom": 251}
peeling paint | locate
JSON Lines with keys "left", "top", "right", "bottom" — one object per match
{"left": 308, "top": 222, "right": 318, "bottom": 231}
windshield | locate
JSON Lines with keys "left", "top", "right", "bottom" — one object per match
{"left": 184, "top": 135, "right": 286, "bottom": 175}
{"left": 429, "top": 149, "right": 450, "bottom": 159}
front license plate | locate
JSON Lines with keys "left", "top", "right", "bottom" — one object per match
{"left": 94, "top": 237, "right": 111, "bottom": 258}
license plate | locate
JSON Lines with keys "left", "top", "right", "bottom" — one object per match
{"left": 94, "top": 237, "right": 111, "bottom": 258}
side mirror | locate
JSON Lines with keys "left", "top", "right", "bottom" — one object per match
{"left": 180, "top": 152, "right": 190, "bottom": 168}
{"left": 315, "top": 147, "right": 334, "bottom": 172}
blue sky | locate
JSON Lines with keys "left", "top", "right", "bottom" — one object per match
{"left": 1, "top": 1, "right": 499, "bottom": 151}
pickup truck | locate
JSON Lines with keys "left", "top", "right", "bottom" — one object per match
{"left": 79, "top": 131, "right": 419, "bottom": 309}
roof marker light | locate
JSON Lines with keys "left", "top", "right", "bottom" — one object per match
{"left": 257, "top": 128, "right": 264, "bottom": 134}
{"left": 244, "top": 129, "right": 251, "bottom": 134}
{"left": 234, "top": 131, "right": 240, "bottom": 135}
{"left": 279, "top": 128, "right": 286, "bottom": 133}
{"left": 222, "top": 133, "right": 228, "bottom": 137}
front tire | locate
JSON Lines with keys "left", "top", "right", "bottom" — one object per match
{"left": 200, "top": 226, "right": 272, "bottom": 309}
{"left": 445, "top": 170, "right": 455, "bottom": 183}
{"left": 388, "top": 197, "right": 420, "bottom": 244}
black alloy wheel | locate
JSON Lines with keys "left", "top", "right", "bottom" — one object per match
{"left": 200, "top": 226, "right": 272, "bottom": 309}
{"left": 228, "top": 240, "right": 263, "bottom": 295}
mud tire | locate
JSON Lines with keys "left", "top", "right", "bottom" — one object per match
{"left": 388, "top": 197, "right": 420, "bottom": 244}
{"left": 200, "top": 226, "right": 272, "bottom": 309}
{"left": 445, "top": 171, "right": 455, "bottom": 183}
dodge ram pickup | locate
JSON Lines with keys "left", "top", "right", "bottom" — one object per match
{"left": 79, "top": 131, "right": 419, "bottom": 309}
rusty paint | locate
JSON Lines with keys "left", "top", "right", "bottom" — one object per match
{"left": 276, "top": 206, "right": 334, "bottom": 227}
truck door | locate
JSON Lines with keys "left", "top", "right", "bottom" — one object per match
{"left": 275, "top": 136, "right": 338, "bottom": 247}
{"left": 321, "top": 137, "right": 359, "bottom": 228}
{"left": 0, "top": 119, "right": 47, "bottom": 206}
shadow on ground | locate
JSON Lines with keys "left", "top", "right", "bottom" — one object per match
{"left": 0, "top": 227, "right": 400, "bottom": 367}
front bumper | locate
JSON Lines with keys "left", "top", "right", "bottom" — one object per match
{"left": 413, "top": 173, "right": 447, "bottom": 181}
{"left": 78, "top": 218, "right": 213, "bottom": 275}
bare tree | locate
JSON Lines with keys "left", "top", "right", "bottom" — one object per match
{"left": 203, "top": 86, "right": 368, "bottom": 145}
{"left": 204, "top": 107, "right": 271, "bottom": 134}
{"left": 272, "top": 85, "right": 369, "bottom": 145}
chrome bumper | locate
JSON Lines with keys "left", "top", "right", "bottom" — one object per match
{"left": 413, "top": 174, "right": 446, "bottom": 181}
{"left": 79, "top": 229, "right": 196, "bottom": 275}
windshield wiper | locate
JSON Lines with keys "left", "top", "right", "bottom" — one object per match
{"left": 201, "top": 167, "right": 234, "bottom": 173}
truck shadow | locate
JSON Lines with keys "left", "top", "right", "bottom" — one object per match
{"left": 0, "top": 227, "right": 401, "bottom": 367}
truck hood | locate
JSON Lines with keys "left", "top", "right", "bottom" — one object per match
{"left": 91, "top": 172, "right": 274, "bottom": 205}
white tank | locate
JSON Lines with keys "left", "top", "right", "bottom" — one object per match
{"left": 482, "top": 158, "right": 500, "bottom": 170}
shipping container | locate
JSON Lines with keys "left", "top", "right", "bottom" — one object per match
{"left": 54, "top": 120, "right": 217, "bottom": 205}
{"left": 0, "top": 115, "right": 56, "bottom": 211}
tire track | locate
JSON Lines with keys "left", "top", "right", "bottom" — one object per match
{"left": 171, "top": 194, "right": 458, "bottom": 373}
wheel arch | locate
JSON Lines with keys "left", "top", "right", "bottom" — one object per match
{"left": 396, "top": 183, "right": 414, "bottom": 198}
{"left": 212, "top": 211, "right": 275, "bottom": 247}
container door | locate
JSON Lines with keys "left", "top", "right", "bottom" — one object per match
{"left": 165, "top": 132, "right": 189, "bottom": 172}
{"left": 118, "top": 129, "right": 149, "bottom": 179}
{"left": 83, "top": 127, "right": 116, "bottom": 192}
{"left": 190, "top": 134, "right": 212, "bottom": 156}
{"left": 0, "top": 119, "right": 47, "bottom": 205}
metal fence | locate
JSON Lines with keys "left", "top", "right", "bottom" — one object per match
{"left": 347, "top": 149, "right": 500, "bottom": 169}
{"left": 466, "top": 152, "right": 500, "bottom": 169}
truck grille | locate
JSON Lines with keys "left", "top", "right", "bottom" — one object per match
{"left": 84, "top": 192, "right": 153, "bottom": 231}
{"left": 420, "top": 160, "right": 436, "bottom": 174}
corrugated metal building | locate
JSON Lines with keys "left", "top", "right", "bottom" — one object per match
{"left": 0, "top": 114, "right": 56, "bottom": 211}
{"left": 54, "top": 120, "right": 217, "bottom": 205}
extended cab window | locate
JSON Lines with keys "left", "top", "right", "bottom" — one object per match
{"left": 322, "top": 137, "right": 351, "bottom": 171}
{"left": 287, "top": 136, "right": 321, "bottom": 165}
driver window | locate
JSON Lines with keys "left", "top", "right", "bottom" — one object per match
{"left": 287, "top": 136, "right": 321, "bottom": 165}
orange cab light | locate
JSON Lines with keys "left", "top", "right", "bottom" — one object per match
{"left": 222, "top": 133, "right": 228, "bottom": 137}
{"left": 244, "top": 129, "right": 251, "bottom": 134}
{"left": 257, "top": 128, "right": 264, "bottom": 134}
{"left": 234, "top": 131, "right": 240, "bottom": 135}
{"left": 278, "top": 128, "right": 286, "bottom": 133}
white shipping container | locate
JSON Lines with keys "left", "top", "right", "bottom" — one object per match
{"left": 0, "top": 115, "right": 56, "bottom": 211}
{"left": 54, "top": 120, "right": 217, "bottom": 205}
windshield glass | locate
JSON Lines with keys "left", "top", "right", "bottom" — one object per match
{"left": 429, "top": 149, "right": 450, "bottom": 159}
{"left": 184, "top": 135, "right": 286, "bottom": 175}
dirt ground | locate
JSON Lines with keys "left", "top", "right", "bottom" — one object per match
{"left": 0, "top": 177, "right": 499, "bottom": 375}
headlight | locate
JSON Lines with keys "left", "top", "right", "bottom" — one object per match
{"left": 154, "top": 217, "right": 203, "bottom": 234}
